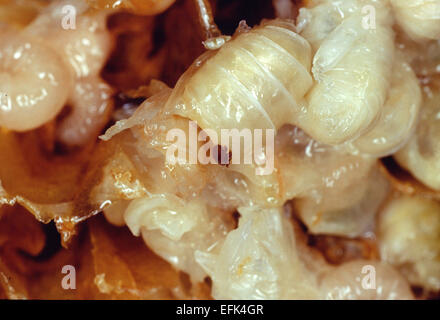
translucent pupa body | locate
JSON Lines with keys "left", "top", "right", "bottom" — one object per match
{"left": 391, "top": 0, "right": 440, "bottom": 41}
{"left": 164, "top": 7, "right": 419, "bottom": 158}
{"left": 165, "top": 20, "right": 314, "bottom": 137}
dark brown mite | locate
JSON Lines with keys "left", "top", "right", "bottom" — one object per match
{"left": 211, "top": 145, "right": 232, "bottom": 167}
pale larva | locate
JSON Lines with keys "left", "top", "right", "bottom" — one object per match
{"left": 25, "top": 0, "right": 114, "bottom": 146}
{"left": 156, "top": 19, "right": 315, "bottom": 206}
{"left": 394, "top": 84, "right": 440, "bottom": 190}
{"left": 0, "top": 0, "right": 113, "bottom": 145}
{"left": 319, "top": 260, "right": 414, "bottom": 300}
{"left": 165, "top": 19, "right": 313, "bottom": 137}
{"left": 349, "top": 52, "right": 422, "bottom": 157}
{"left": 298, "top": 0, "right": 395, "bottom": 144}
{"left": 124, "top": 195, "right": 232, "bottom": 283}
{"left": 56, "top": 77, "right": 113, "bottom": 146}
{"left": 196, "top": 206, "right": 414, "bottom": 299}
{"left": 195, "top": 206, "right": 321, "bottom": 299}
{"left": 26, "top": 0, "right": 112, "bottom": 80}
{"left": 296, "top": 163, "right": 389, "bottom": 238}
{"left": 0, "top": 31, "right": 71, "bottom": 131}
{"left": 378, "top": 195, "right": 440, "bottom": 291}
{"left": 275, "top": 125, "right": 387, "bottom": 238}
{"left": 390, "top": 0, "right": 440, "bottom": 41}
